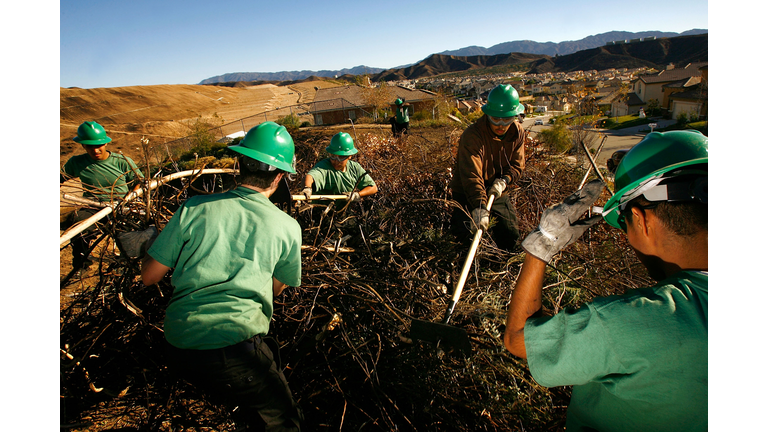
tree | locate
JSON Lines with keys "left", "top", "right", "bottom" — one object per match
{"left": 357, "top": 76, "right": 394, "bottom": 122}
{"left": 646, "top": 98, "right": 660, "bottom": 116}
{"left": 184, "top": 114, "right": 223, "bottom": 157}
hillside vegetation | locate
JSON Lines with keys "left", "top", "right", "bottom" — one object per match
{"left": 373, "top": 33, "right": 707, "bottom": 81}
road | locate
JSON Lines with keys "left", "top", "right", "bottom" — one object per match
{"left": 521, "top": 115, "right": 676, "bottom": 166}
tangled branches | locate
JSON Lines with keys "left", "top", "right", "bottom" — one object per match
{"left": 60, "top": 126, "right": 652, "bottom": 431}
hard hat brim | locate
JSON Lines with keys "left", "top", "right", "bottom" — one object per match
{"left": 74, "top": 136, "right": 112, "bottom": 145}
{"left": 229, "top": 144, "right": 296, "bottom": 174}
{"left": 602, "top": 157, "right": 708, "bottom": 228}
{"left": 481, "top": 103, "right": 525, "bottom": 118}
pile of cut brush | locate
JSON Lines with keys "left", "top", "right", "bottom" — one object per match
{"left": 60, "top": 126, "right": 652, "bottom": 431}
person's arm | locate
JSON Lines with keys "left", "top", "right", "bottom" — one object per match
{"left": 302, "top": 174, "right": 315, "bottom": 199}
{"left": 273, "top": 277, "right": 287, "bottom": 297}
{"left": 457, "top": 130, "right": 488, "bottom": 208}
{"left": 501, "top": 123, "right": 526, "bottom": 184}
{"left": 503, "top": 255, "right": 547, "bottom": 359}
{"left": 358, "top": 184, "right": 378, "bottom": 197}
{"left": 504, "top": 180, "right": 605, "bottom": 358}
{"left": 303, "top": 174, "right": 314, "bottom": 189}
{"left": 123, "top": 182, "right": 142, "bottom": 200}
{"left": 141, "top": 255, "right": 171, "bottom": 286}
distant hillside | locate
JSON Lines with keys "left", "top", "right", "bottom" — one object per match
{"left": 200, "top": 65, "right": 385, "bottom": 84}
{"left": 439, "top": 29, "right": 708, "bottom": 57}
{"left": 371, "top": 33, "right": 707, "bottom": 80}
{"left": 199, "top": 30, "right": 708, "bottom": 85}
{"left": 373, "top": 52, "right": 550, "bottom": 81}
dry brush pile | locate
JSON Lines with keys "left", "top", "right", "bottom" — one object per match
{"left": 60, "top": 125, "right": 653, "bottom": 431}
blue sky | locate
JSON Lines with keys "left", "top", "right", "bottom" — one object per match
{"left": 59, "top": 0, "right": 709, "bottom": 89}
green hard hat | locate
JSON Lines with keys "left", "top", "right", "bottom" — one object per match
{"left": 395, "top": 98, "right": 404, "bottom": 106}
{"left": 325, "top": 132, "right": 358, "bottom": 156}
{"left": 482, "top": 84, "right": 525, "bottom": 118}
{"left": 73, "top": 121, "right": 112, "bottom": 145}
{"left": 229, "top": 122, "right": 296, "bottom": 174}
{"left": 602, "top": 130, "right": 708, "bottom": 228}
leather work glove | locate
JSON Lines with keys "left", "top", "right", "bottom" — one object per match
{"left": 117, "top": 226, "right": 159, "bottom": 259}
{"left": 489, "top": 178, "right": 507, "bottom": 199}
{"left": 346, "top": 191, "right": 361, "bottom": 203}
{"left": 522, "top": 180, "right": 604, "bottom": 263}
{"left": 302, "top": 186, "right": 313, "bottom": 200}
{"left": 471, "top": 207, "right": 490, "bottom": 233}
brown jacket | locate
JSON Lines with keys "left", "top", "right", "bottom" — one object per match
{"left": 449, "top": 115, "right": 526, "bottom": 209}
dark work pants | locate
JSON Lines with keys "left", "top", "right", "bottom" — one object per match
{"left": 165, "top": 336, "right": 303, "bottom": 431}
{"left": 450, "top": 192, "right": 520, "bottom": 251}
{"left": 389, "top": 117, "right": 409, "bottom": 136}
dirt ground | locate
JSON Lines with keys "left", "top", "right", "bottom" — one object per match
{"left": 60, "top": 80, "right": 342, "bottom": 167}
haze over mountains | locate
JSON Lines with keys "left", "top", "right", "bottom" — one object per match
{"left": 199, "top": 29, "right": 707, "bottom": 85}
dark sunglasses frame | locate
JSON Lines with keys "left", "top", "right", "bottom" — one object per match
{"left": 329, "top": 154, "right": 352, "bottom": 162}
{"left": 617, "top": 202, "right": 660, "bottom": 232}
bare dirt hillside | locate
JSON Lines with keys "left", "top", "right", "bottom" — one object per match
{"left": 60, "top": 80, "right": 341, "bottom": 167}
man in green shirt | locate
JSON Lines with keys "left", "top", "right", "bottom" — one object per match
{"left": 301, "top": 132, "right": 377, "bottom": 205}
{"left": 503, "top": 130, "right": 708, "bottom": 431}
{"left": 141, "top": 122, "right": 304, "bottom": 431}
{"left": 60, "top": 121, "right": 144, "bottom": 268}
{"left": 390, "top": 97, "right": 410, "bottom": 137}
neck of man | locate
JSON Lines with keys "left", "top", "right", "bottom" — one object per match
{"left": 643, "top": 230, "right": 708, "bottom": 280}
{"left": 241, "top": 174, "right": 283, "bottom": 198}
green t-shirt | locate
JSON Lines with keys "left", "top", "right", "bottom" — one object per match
{"left": 147, "top": 186, "right": 302, "bottom": 350}
{"left": 525, "top": 271, "right": 708, "bottom": 432}
{"left": 395, "top": 105, "right": 409, "bottom": 124}
{"left": 307, "top": 159, "right": 375, "bottom": 195}
{"left": 61, "top": 152, "right": 144, "bottom": 202}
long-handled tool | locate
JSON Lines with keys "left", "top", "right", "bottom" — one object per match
{"left": 410, "top": 194, "right": 496, "bottom": 354}
{"left": 292, "top": 194, "right": 348, "bottom": 201}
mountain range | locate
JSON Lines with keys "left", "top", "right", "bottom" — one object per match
{"left": 437, "top": 29, "right": 707, "bottom": 57}
{"left": 199, "top": 29, "right": 707, "bottom": 84}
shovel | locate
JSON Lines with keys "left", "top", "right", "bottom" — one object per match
{"left": 410, "top": 194, "right": 496, "bottom": 354}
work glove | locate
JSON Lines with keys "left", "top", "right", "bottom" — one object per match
{"left": 489, "top": 178, "right": 507, "bottom": 199}
{"left": 471, "top": 207, "right": 490, "bottom": 233}
{"left": 346, "top": 191, "right": 361, "bottom": 203}
{"left": 117, "top": 226, "right": 158, "bottom": 259}
{"left": 522, "top": 180, "right": 604, "bottom": 263}
{"left": 302, "top": 186, "right": 313, "bottom": 200}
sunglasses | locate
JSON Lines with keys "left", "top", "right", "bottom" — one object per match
{"left": 488, "top": 116, "right": 516, "bottom": 126}
{"left": 617, "top": 202, "right": 659, "bottom": 232}
{"left": 330, "top": 154, "right": 352, "bottom": 162}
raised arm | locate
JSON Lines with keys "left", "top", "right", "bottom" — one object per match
{"left": 141, "top": 255, "right": 171, "bottom": 286}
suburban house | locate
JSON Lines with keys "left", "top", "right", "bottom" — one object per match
{"left": 631, "top": 62, "right": 707, "bottom": 110}
{"left": 668, "top": 65, "right": 707, "bottom": 120}
{"left": 310, "top": 85, "right": 436, "bottom": 126}
{"left": 455, "top": 98, "right": 483, "bottom": 115}
{"left": 610, "top": 92, "right": 646, "bottom": 117}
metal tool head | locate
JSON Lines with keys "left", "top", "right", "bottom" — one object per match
{"left": 410, "top": 318, "right": 472, "bottom": 355}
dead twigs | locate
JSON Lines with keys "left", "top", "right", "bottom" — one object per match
{"left": 61, "top": 126, "right": 651, "bottom": 431}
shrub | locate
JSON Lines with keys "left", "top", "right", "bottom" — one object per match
{"left": 276, "top": 114, "right": 301, "bottom": 132}
{"left": 537, "top": 119, "right": 572, "bottom": 153}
